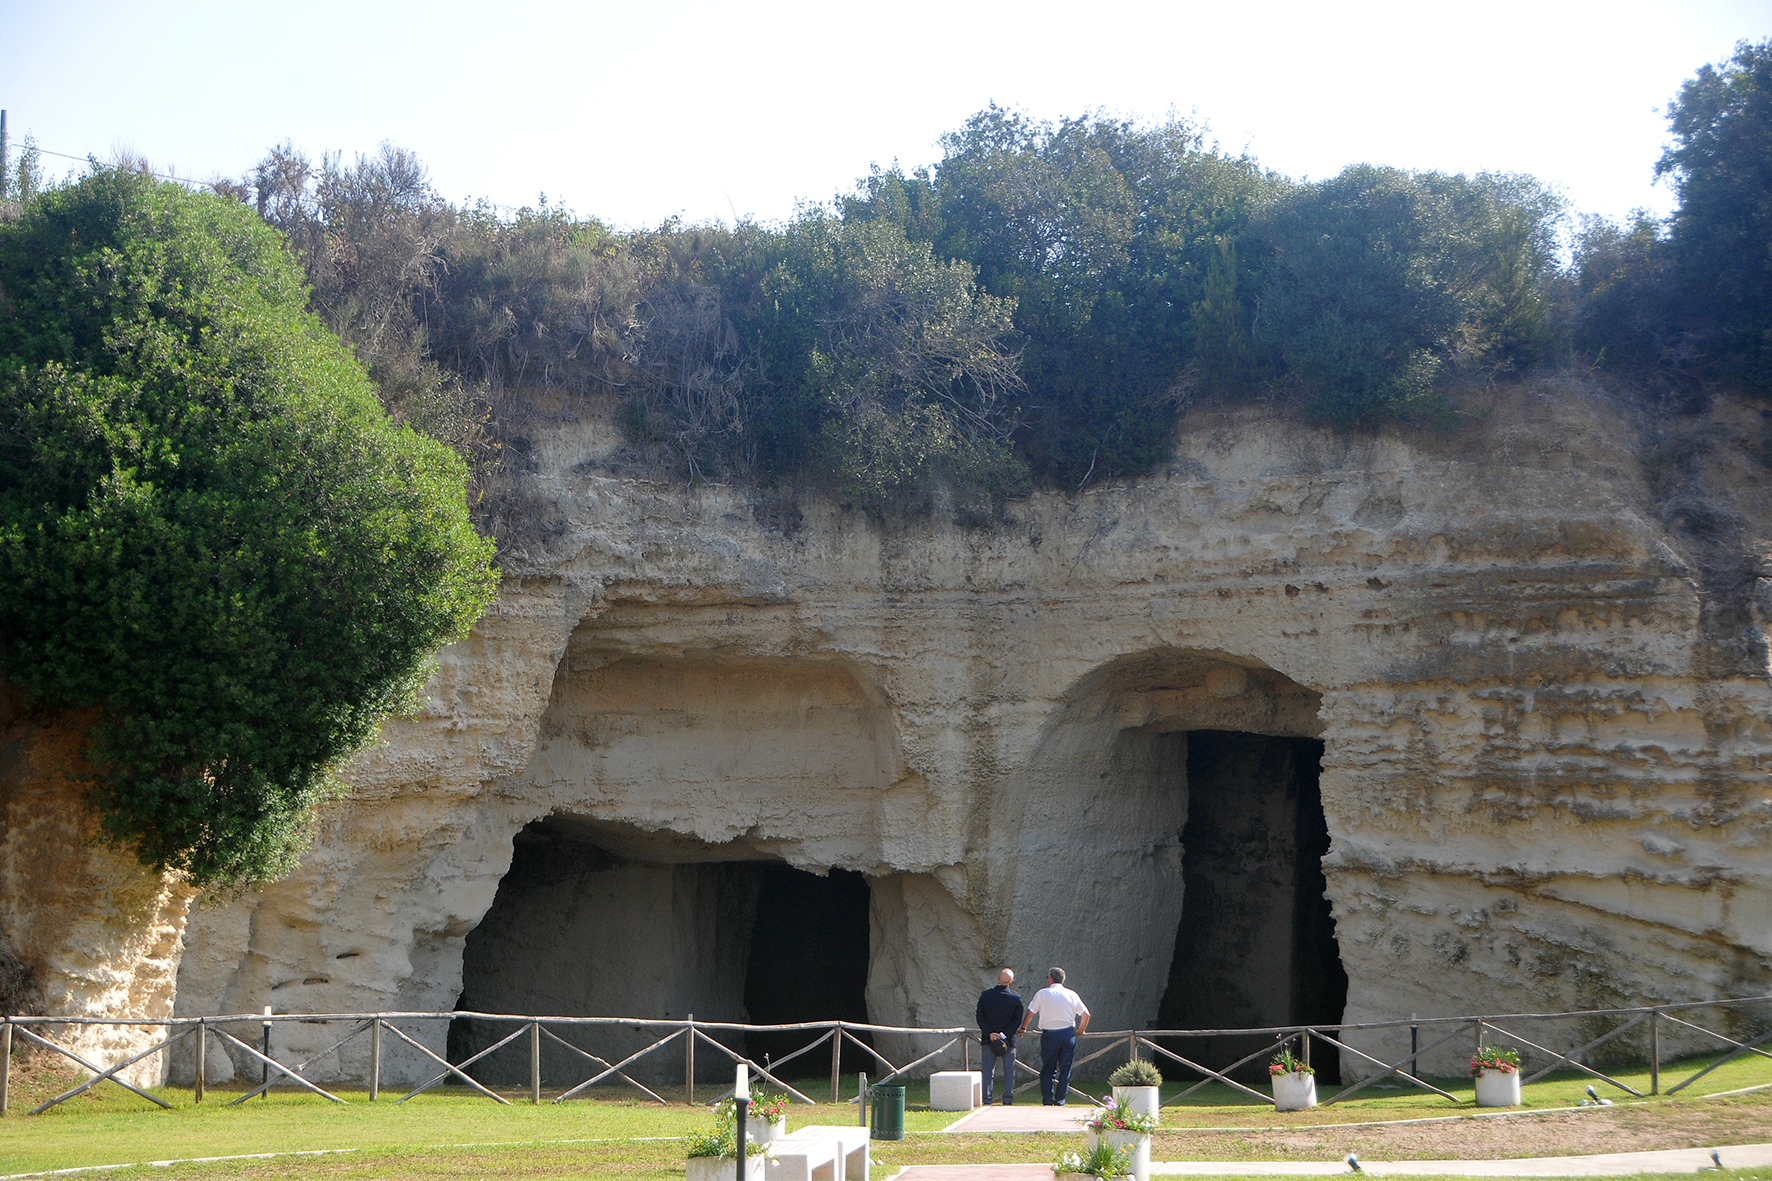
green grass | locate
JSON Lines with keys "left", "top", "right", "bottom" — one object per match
{"left": 0, "top": 1052, "right": 1767, "bottom": 1179}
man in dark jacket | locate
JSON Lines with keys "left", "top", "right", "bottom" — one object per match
{"left": 975, "top": 969, "right": 1023, "bottom": 1105}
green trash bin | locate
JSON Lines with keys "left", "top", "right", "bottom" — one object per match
{"left": 869, "top": 1083, "right": 905, "bottom": 1141}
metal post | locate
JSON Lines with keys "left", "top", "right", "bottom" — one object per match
{"left": 859, "top": 1071, "right": 868, "bottom": 1127}
{"left": 261, "top": 1007, "right": 273, "bottom": 1100}
{"left": 734, "top": 1096, "right": 749, "bottom": 1180}
{"left": 369, "top": 1018, "right": 382, "bottom": 1101}
{"left": 194, "top": 1018, "right": 205, "bottom": 1104}
{"left": 1410, "top": 1014, "right": 1419, "bottom": 1081}
{"left": 531, "top": 1020, "right": 542, "bottom": 1105}
{"left": 1650, "top": 1008, "right": 1661, "bottom": 1096}
{"left": 1, "top": 1020, "right": 11, "bottom": 1116}
{"left": 831, "top": 1021, "right": 842, "bottom": 1104}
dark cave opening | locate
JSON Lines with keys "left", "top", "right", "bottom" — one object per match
{"left": 1156, "top": 731, "right": 1348, "bottom": 1084}
{"left": 448, "top": 817, "right": 873, "bottom": 1088}
{"left": 742, "top": 864, "right": 874, "bottom": 1074}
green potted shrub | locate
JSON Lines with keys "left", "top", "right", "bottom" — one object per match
{"left": 1083, "top": 1101, "right": 1157, "bottom": 1181}
{"left": 685, "top": 1104, "right": 768, "bottom": 1181}
{"left": 1054, "top": 1141, "right": 1136, "bottom": 1181}
{"left": 1471, "top": 1045, "right": 1521, "bottom": 1107}
{"left": 1269, "top": 1046, "right": 1316, "bottom": 1112}
{"left": 1107, "top": 1059, "right": 1162, "bottom": 1119}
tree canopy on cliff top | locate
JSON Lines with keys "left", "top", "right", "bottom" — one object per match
{"left": 0, "top": 170, "right": 499, "bottom": 886}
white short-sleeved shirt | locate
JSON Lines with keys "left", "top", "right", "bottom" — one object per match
{"left": 1025, "top": 984, "right": 1090, "bottom": 1031}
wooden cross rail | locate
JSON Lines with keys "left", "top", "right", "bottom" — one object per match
{"left": 16, "top": 1024, "right": 186, "bottom": 1114}
{"left": 226, "top": 1019, "right": 374, "bottom": 1104}
{"left": 1489, "top": 1013, "right": 1649, "bottom": 1094}
{"left": 1662, "top": 1016, "right": 1772, "bottom": 1095}
{"left": 210, "top": 1026, "right": 346, "bottom": 1105}
{"left": 692, "top": 1028, "right": 818, "bottom": 1105}
{"left": 548, "top": 1024, "right": 678, "bottom": 1105}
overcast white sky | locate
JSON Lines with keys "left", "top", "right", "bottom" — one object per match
{"left": 4, "top": 1, "right": 1767, "bottom": 229}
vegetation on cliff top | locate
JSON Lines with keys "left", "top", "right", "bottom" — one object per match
{"left": 0, "top": 171, "right": 498, "bottom": 886}
{"left": 184, "top": 38, "right": 1767, "bottom": 519}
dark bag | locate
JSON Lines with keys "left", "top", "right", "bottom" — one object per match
{"left": 989, "top": 1035, "right": 1008, "bottom": 1057}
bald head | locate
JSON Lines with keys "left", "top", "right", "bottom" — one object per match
{"left": 998, "top": 969, "right": 1015, "bottom": 985}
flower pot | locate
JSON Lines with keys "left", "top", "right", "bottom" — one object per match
{"left": 1474, "top": 1068, "right": 1521, "bottom": 1107}
{"left": 1103, "top": 1129, "right": 1150, "bottom": 1181}
{"left": 746, "top": 1118, "right": 787, "bottom": 1144}
{"left": 1272, "top": 1070, "right": 1317, "bottom": 1112}
{"left": 1111, "top": 1084, "right": 1161, "bottom": 1119}
{"left": 686, "top": 1155, "right": 765, "bottom": 1181}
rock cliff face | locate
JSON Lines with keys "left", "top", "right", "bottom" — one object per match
{"left": 0, "top": 689, "right": 194, "bottom": 1086}
{"left": 150, "top": 380, "right": 1772, "bottom": 1083}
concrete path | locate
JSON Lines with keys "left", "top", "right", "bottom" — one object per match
{"left": 886, "top": 1142, "right": 1772, "bottom": 1180}
{"left": 943, "top": 1105, "right": 1096, "bottom": 1133}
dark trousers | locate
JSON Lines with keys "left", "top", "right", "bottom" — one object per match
{"left": 1039, "top": 1027, "right": 1077, "bottom": 1105}
{"left": 981, "top": 1037, "right": 1017, "bottom": 1104}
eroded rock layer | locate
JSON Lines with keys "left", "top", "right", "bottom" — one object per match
{"left": 159, "top": 383, "right": 1771, "bottom": 1083}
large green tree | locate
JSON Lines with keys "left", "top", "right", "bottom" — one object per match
{"left": 0, "top": 170, "right": 498, "bottom": 886}
{"left": 1658, "top": 38, "right": 1772, "bottom": 389}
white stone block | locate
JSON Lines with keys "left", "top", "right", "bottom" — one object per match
{"left": 928, "top": 1069, "right": 982, "bottom": 1111}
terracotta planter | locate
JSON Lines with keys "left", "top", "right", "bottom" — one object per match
{"left": 686, "top": 1155, "right": 765, "bottom": 1181}
{"left": 1111, "top": 1084, "right": 1161, "bottom": 1119}
{"left": 1272, "top": 1070, "right": 1317, "bottom": 1112}
{"left": 1474, "top": 1068, "right": 1521, "bottom": 1107}
{"left": 746, "top": 1118, "right": 787, "bottom": 1144}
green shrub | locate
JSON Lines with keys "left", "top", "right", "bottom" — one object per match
{"left": 0, "top": 170, "right": 498, "bottom": 887}
{"left": 1107, "top": 1059, "right": 1162, "bottom": 1087}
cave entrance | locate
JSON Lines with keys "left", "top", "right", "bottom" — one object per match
{"left": 1156, "top": 731, "right": 1347, "bottom": 1083}
{"left": 448, "top": 817, "right": 873, "bottom": 1089}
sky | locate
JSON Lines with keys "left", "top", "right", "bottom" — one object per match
{"left": 3, "top": 1, "right": 1767, "bottom": 230}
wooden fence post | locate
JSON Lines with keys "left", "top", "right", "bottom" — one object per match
{"left": 531, "top": 1020, "right": 542, "bottom": 1104}
{"left": 685, "top": 1015, "right": 695, "bottom": 1106}
{"left": 1650, "top": 1009, "right": 1661, "bottom": 1096}
{"left": 830, "top": 1021, "right": 842, "bottom": 1104}
{"left": 962, "top": 1031, "right": 969, "bottom": 1073}
{"left": 194, "top": 1018, "right": 205, "bottom": 1104}
{"left": 1, "top": 1020, "right": 10, "bottom": 1116}
{"left": 369, "top": 1019, "right": 382, "bottom": 1101}
{"left": 1302, "top": 1029, "right": 1311, "bottom": 1071}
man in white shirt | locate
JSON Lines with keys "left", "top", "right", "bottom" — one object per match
{"left": 1017, "top": 967, "right": 1091, "bottom": 1105}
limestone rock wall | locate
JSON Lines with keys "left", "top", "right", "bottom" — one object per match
{"left": 0, "top": 688, "right": 194, "bottom": 1086}
{"left": 169, "top": 381, "right": 1772, "bottom": 1084}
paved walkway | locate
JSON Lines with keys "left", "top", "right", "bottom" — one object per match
{"left": 943, "top": 1105, "right": 1096, "bottom": 1133}
{"left": 886, "top": 1142, "right": 1772, "bottom": 1180}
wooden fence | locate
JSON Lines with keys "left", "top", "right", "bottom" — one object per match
{"left": 1, "top": 994, "right": 1766, "bottom": 1116}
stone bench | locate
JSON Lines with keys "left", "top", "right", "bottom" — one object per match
{"left": 765, "top": 1132, "right": 840, "bottom": 1181}
{"left": 928, "top": 1070, "right": 982, "bottom": 1111}
{"left": 777, "top": 1125, "right": 870, "bottom": 1181}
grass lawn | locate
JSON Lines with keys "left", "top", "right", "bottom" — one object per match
{"left": 0, "top": 1052, "right": 1766, "bottom": 1179}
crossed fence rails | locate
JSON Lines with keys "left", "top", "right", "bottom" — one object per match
{"left": 1, "top": 994, "right": 1767, "bottom": 1117}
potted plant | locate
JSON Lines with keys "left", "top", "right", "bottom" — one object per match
{"left": 1082, "top": 1102, "right": 1157, "bottom": 1181}
{"left": 1471, "top": 1045, "right": 1521, "bottom": 1107}
{"left": 1269, "top": 1047, "right": 1316, "bottom": 1112}
{"left": 724, "top": 1090, "right": 789, "bottom": 1143}
{"left": 1108, "top": 1059, "right": 1162, "bottom": 1119}
{"left": 684, "top": 1106, "right": 768, "bottom": 1181}
{"left": 1054, "top": 1141, "right": 1136, "bottom": 1181}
